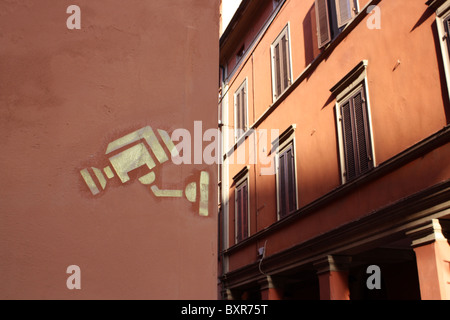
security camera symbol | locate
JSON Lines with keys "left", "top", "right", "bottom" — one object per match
{"left": 80, "top": 126, "right": 209, "bottom": 216}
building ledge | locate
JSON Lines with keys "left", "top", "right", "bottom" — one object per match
{"left": 221, "top": 178, "right": 450, "bottom": 288}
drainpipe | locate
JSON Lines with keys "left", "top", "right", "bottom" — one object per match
{"left": 218, "top": 64, "right": 226, "bottom": 299}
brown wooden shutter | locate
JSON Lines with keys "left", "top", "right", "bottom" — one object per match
{"left": 278, "top": 144, "right": 296, "bottom": 218}
{"left": 281, "top": 35, "right": 289, "bottom": 92}
{"left": 340, "top": 86, "right": 373, "bottom": 181}
{"left": 278, "top": 151, "right": 286, "bottom": 218}
{"left": 236, "top": 181, "right": 248, "bottom": 242}
{"left": 242, "top": 182, "right": 248, "bottom": 239}
{"left": 341, "top": 100, "right": 357, "bottom": 180}
{"left": 236, "top": 91, "right": 241, "bottom": 136}
{"left": 315, "top": 0, "right": 332, "bottom": 48}
{"left": 353, "top": 88, "right": 373, "bottom": 174}
{"left": 241, "top": 86, "right": 246, "bottom": 131}
{"left": 236, "top": 186, "right": 242, "bottom": 242}
{"left": 336, "top": 0, "right": 353, "bottom": 28}
{"left": 286, "top": 147, "right": 296, "bottom": 214}
{"left": 274, "top": 43, "right": 282, "bottom": 97}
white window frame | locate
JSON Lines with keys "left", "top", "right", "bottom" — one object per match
{"left": 436, "top": 0, "right": 450, "bottom": 103}
{"left": 270, "top": 23, "right": 293, "bottom": 102}
{"left": 332, "top": 60, "right": 376, "bottom": 184}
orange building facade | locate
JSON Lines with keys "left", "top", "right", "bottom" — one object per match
{"left": 218, "top": 0, "right": 450, "bottom": 300}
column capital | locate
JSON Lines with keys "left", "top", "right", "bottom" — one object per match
{"left": 222, "top": 288, "right": 234, "bottom": 300}
{"left": 406, "top": 219, "right": 446, "bottom": 248}
{"left": 313, "top": 255, "right": 352, "bottom": 275}
{"left": 257, "top": 275, "right": 276, "bottom": 291}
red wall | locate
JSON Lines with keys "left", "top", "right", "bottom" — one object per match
{"left": 0, "top": 0, "right": 218, "bottom": 299}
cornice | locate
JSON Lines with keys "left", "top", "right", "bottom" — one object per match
{"left": 222, "top": 179, "right": 450, "bottom": 289}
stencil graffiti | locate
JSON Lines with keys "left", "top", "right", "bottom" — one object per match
{"left": 79, "top": 126, "right": 210, "bottom": 216}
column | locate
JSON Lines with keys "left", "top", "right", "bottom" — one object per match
{"left": 406, "top": 219, "right": 450, "bottom": 300}
{"left": 222, "top": 288, "right": 237, "bottom": 300}
{"left": 259, "top": 276, "right": 283, "bottom": 300}
{"left": 314, "top": 255, "right": 352, "bottom": 300}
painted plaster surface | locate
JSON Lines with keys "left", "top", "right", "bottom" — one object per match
{"left": 0, "top": 0, "right": 219, "bottom": 299}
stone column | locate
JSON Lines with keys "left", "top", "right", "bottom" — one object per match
{"left": 406, "top": 219, "right": 450, "bottom": 300}
{"left": 314, "top": 255, "right": 352, "bottom": 300}
{"left": 259, "top": 276, "right": 283, "bottom": 300}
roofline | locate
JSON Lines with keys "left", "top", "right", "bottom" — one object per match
{"left": 219, "top": 0, "right": 252, "bottom": 48}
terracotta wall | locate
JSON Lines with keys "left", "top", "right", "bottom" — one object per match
{"left": 0, "top": 0, "right": 218, "bottom": 299}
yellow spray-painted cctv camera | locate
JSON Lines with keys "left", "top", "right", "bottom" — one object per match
{"left": 80, "top": 126, "right": 209, "bottom": 216}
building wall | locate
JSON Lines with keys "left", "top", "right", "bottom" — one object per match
{"left": 0, "top": 0, "right": 219, "bottom": 299}
{"left": 220, "top": 0, "right": 450, "bottom": 284}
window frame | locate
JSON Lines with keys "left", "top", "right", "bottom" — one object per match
{"left": 436, "top": 0, "right": 450, "bottom": 102}
{"left": 233, "top": 78, "right": 249, "bottom": 142}
{"left": 335, "top": 0, "right": 359, "bottom": 28}
{"left": 274, "top": 125, "right": 298, "bottom": 220}
{"left": 273, "top": 0, "right": 282, "bottom": 10}
{"left": 234, "top": 168, "right": 250, "bottom": 243}
{"left": 270, "top": 23, "right": 293, "bottom": 102}
{"left": 315, "top": 0, "right": 360, "bottom": 49}
{"left": 332, "top": 60, "right": 376, "bottom": 184}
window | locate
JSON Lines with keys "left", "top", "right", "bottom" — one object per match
{"left": 315, "top": 0, "right": 359, "bottom": 48}
{"left": 443, "top": 15, "right": 450, "bottom": 52}
{"left": 435, "top": 0, "right": 450, "bottom": 101}
{"left": 271, "top": 24, "right": 292, "bottom": 101}
{"left": 236, "top": 44, "right": 245, "bottom": 62}
{"left": 273, "top": 125, "right": 297, "bottom": 219}
{"left": 332, "top": 61, "right": 375, "bottom": 183}
{"left": 278, "top": 143, "right": 296, "bottom": 218}
{"left": 339, "top": 86, "right": 373, "bottom": 181}
{"left": 273, "top": 0, "right": 282, "bottom": 10}
{"left": 234, "top": 79, "right": 248, "bottom": 141}
{"left": 233, "top": 167, "right": 249, "bottom": 243}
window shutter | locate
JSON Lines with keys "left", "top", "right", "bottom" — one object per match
{"left": 340, "top": 86, "right": 373, "bottom": 182}
{"left": 336, "top": 0, "right": 353, "bottom": 28}
{"left": 272, "top": 25, "right": 292, "bottom": 100}
{"left": 236, "top": 91, "right": 241, "bottom": 137}
{"left": 286, "top": 147, "right": 296, "bottom": 214}
{"left": 315, "top": 0, "right": 332, "bottom": 48}
{"left": 236, "top": 186, "right": 242, "bottom": 242}
{"left": 236, "top": 181, "right": 248, "bottom": 242}
{"left": 274, "top": 43, "right": 282, "bottom": 97}
{"left": 353, "top": 89, "right": 373, "bottom": 174}
{"left": 278, "top": 151, "right": 287, "bottom": 218}
{"left": 278, "top": 144, "right": 296, "bottom": 218}
{"left": 341, "top": 101, "right": 357, "bottom": 180}
{"left": 241, "top": 86, "right": 246, "bottom": 132}
{"left": 281, "top": 35, "right": 289, "bottom": 91}
{"left": 242, "top": 183, "right": 248, "bottom": 240}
